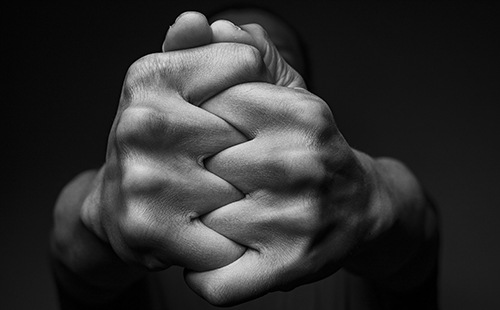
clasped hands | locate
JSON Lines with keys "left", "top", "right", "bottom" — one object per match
{"left": 80, "top": 12, "right": 388, "bottom": 306}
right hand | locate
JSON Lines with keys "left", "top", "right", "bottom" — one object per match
{"left": 80, "top": 41, "right": 273, "bottom": 272}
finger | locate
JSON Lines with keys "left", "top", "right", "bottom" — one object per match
{"left": 200, "top": 191, "right": 309, "bottom": 247}
{"left": 103, "top": 161, "right": 248, "bottom": 272}
{"left": 201, "top": 82, "right": 330, "bottom": 194}
{"left": 118, "top": 157, "right": 245, "bottom": 217}
{"left": 210, "top": 20, "right": 306, "bottom": 88}
{"left": 86, "top": 157, "right": 247, "bottom": 272}
{"left": 162, "top": 11, "right": 213, "bottom": 52}
{"left": 115, "top": 97, "right": 247, "bottom": 159}
{"left": 114, "top": 99, "right": 249, "bottom": 211}
{"left": 185, "top": 249, "right": 271, "bottom": 306}
{"left": 124, "top": 43, "right": 272, "bottom": 106}
{"left": 200, "top": 82, "right": 323, "bottom": 138}
{"left": 110, "top": 104, "right": 249, "bottom": 271}
{"left": 184, "top": 245, "right": 303, "bottom": 306}
{"left": 162, "top": 11, "right": 306, "bottom": 88}
{"left": 204, "top": 140, "right": 271, "bottom": 194}
{"left": 143, "top": 215, "right": 247, "bottom": 272}
{"left": 189, "top": 194, "right": 333, "bottom": 305}
{"left": 204, "top": 137, "right": 325, "bottom": 195}
{"left": 109, "top": 203, "right": 248, "bottom": 273}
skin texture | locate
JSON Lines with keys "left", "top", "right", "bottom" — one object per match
{"left": 80, "top": 42, "right": 272, "bottom": 272}
{"left": 207, "top": 8, "right": 306, "bottom": 80}
{"left": 51, "top": 11, "right": 438, "bottom": 308}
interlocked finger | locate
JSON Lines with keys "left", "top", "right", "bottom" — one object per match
{"left": 201, "top": 82, "right": 327, "bottom": 139}
{"left": 121, "top": 43, "right": 271, "bottom": 109}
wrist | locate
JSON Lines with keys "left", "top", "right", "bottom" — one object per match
{"left": 79, "top": 165, "right": 110, "bottom": 243}
{"left": 51, "top": 169, "right": 147, "bottom": 304}
{"left": 344, "top": 152, "right": 439, "bottom": 290}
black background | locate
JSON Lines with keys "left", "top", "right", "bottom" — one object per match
{"left": 3, "top": 1, "right": 500, "bottom": 309}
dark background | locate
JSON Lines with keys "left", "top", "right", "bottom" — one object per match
{"left": 3, "top": 1, "right": 499, "bottom": 309}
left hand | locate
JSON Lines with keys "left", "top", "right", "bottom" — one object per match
{"left": 191, "top": 81, "right": 386, "bottom": 306}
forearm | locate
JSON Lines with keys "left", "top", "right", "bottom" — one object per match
{"left": 346, "top": 152, "right": 439, "bottom": 293}
{"left": 50, "top": 169, "right": 153, "bottom": 308}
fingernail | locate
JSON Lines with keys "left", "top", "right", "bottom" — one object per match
{"left": 222, "top": 20, "right": 241, "bottom": 30}
{"left": 232, "top": 23, "right": 242, "bottom": 31}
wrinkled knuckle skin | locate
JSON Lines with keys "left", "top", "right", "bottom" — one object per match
{"left": 122, "top": 53, "right": 172, "bottom": 100}
{"left": 124, "top": 54, "right": 159, "bottom": 87}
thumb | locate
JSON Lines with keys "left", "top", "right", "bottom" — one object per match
{"left": 162, "top": 11, "right": 306, "bottom": 89}
{"left": 210, "top": 20, "right": 306, "bottom": 89}
{"left": 162, "top": 11, "right": 212, "bottom": 52}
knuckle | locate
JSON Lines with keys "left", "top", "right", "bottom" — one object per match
{"left": 299, "top": 96, "right": 333, "bottom": 127}
{"left": 115, "top": 107, "right": 170, "bottom": 149}
{"left": 256, "top": 148, "right": 289, "bottom": 183}
{"left": 256, "top": 146, "right": 321, "bottom": 190}
{"left": 120, "top": 160, "right": 164, "bottom": 195}
{"left": 196, "top": 281, "right": 231, "bottom": 307}
{"left": 285, "top": 149, "right": 328, "bottom": 188}
{"left": 122, "top": 53, "right": 170, "bottom": 100}
{"left": 124, "top": 54, "right": 159, "bottom": 87}
{"left": 290, "top": 94, "right": 338, "bottom": 145}
{"left": 233, "top": 44, "right": 266, "bottom": 78}
{"left": 312, "top": 115, "right": 338, "bottom": 146}
{"left": 119, "top": 206, "right": 151, "bottom": 242}
{"left": 115, "top": 172, "right": 180, "bottom": 270}
{"left": 116, "top": 206, "right": 168, "bottom": 269}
